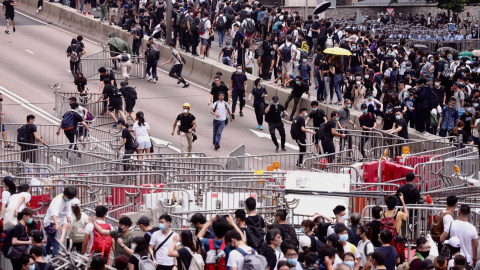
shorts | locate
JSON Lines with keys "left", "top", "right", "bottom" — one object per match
{"left": 108, "top": 7, "right": 118, "bottom": 16}
{"left": 84, "top": 0, "right": 91, "bottom": 4}
{"left": 125, "top": 99, "right": 136, "bottom": 113}
{"left": 201, "top": 38, "right": 210, "bottom": 46}
{"left": 281, "top": 61, "right": 292, "bottom": 74}
{"left": 5, "top": 12, "right": 14, "bottom": 21}
{"left": 245, "top": 32, "right": 254, "bottom": 39}
{"left": 1, "top": 124, "right": 5, "bottom": 132}
{"left": 137, "top": 140, "right": 152, "bottom": 150}
{"left": 108, "top": 99, "right": 123, "bottom": 112}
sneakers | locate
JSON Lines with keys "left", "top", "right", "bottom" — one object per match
{"left": 281, "top": 147, "right": 287, "bottom": 151}
{"left": 147, "top": 76, "right": 152, "bottom": 81}
{"left": 39, "top": 6, "right": 42, "bottom": 10}
{"left": 213, "top": 139, "right": 216, "bottom": 145}
{"left": 83, "top": 12, "right": 86, "bottom": 15}
{"left": 5, "top": 30, "right": 9, "bottom": 34}
{"left": 13, "top": 27, "right": 15, "bottom": 32}
{"left": 215, "top": 144, "right": 220, "bottom": 150}
{"left": 239, "top": 111, "right": 243, "bottom": 117}
{"left": 219, "top": 44, "right": 222, "bottom": 47}
{"left": 182, "top": 83, "right": 190, "bottom": 88}
{"left": 257, "top": 125, "right": 263, "bottom": 130}
{"left": 109, "top": 22, "right": 112, "bottom": 26}
{"left": 88, "top": 12, "right": 92, "bottom": 15}
{"left": 177, "top": 78, "right": 182, "bottom": 84}
{"left": 153, "top": 78, "right": 157, "bottom": 83}
{"left": 36, "top": 8, "right": 40, "bottom": 12}
{"left": 231, "top": 114, "right": 235, "bottom": 120}
{"left": 275, "top": 146, "right": 279, "bottom": 152}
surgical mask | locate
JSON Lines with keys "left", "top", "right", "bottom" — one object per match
{"left": 406, "top": 67, "right": 411, "bottom": 70}
{"left": 302, "top": 59, "right": 307, "bottom": 63}
{"left": 347, "top": 105, "right": 351, "bottom": 108}
{"left": 189, "top": 12, "right": 193, "bottom": 16}
{"left": 367, "top": 59, "right": 371, "bottom": 62}
{"left": 405, "top": 93, "right": 409, "bottom": 97}
{"left": 131, "top": 244, "right": 136, "bottom": 250}
{"left": 335, "top": 118, "right": 339, "bottom": 121}
{"left": 430, "top": 60, "right": 434, "bottom": 63}
{"left": 287, "top": 258, "right": 298, "bottom": 266}
{"left": 339, "top": 234, "right": 349, "bottom": 242}
{"left": 183, "top": 109, "right": 188, "bottom": 114}
{"left": 387, "top": 53, "right": 392, "bottom": 56}
{"left": 27, "top": 218, "right": 33, "bottom": 224}
{"left": 467, "top": 107, "right": 473, "bottom": 112}
{"left": 304, "top": 112, "right": 308, "bottom": 117}
{"left": 474, "top": 103, "right": 479, "bottom": 107}
{"left": 273, "top": 45, "right": 278, "bottom": 49}
{"left": 356, "top": 81, "right": 361, "bottom": 85}
{"left": 365, "top": 75, "right": 369, "bottom": 79}
{"left": 341, "top": 214, "right": 347, "bottom": 221}
{"left": 260, "top": 82, "right": 264, "bottom": 86}
{"left": 300, "top": 228, "right": 305, "bottom": 233}
{"left": 64, "top": 197, "right": 71, "bottom": 202}
{"left": 456, "top": 61, "right": 460, "bottom": 64}
{"left": 345, "top": 261, "right": 355, "bottom": 268}
{"left": 461, "top": 67, "right": 466, "bottom": 70}
{"left": 448, "top": 56, "right": 453, "bottom": 60}
{"left": 315, "top": 19, "right": 319, "bottom": 22}
{"left": 226, "top": 45, "right": 231, "bottom": 48}
{"left": 363, "top": 53, "right": 367, "bottom": 57}
{"left": 237, "top": 69, "right": 242, "bottom": 73}
{"left": 368, "top": 96, "right": 373, "bottom": 100}
{"left": 296, "top": 81, "right": 301, "bottom": 85}
{"left": 404, "top": 58, "right": 408, "bottom": 61}
{"left": 158, "top": 223, "right": 166, "bottom": 230}
{"left": 435, "top": 82, "right": 440, "bottom": 86}
{"left": 312, "top": 108, "right": 317, "bottom": 111}
{"left": 396, "top": 115, "right": 401, "bottom": 120}
{"left": 352, "top": 46, "right": 356, "bottom": 50}
{"left": 273, "top": 102, "right": 279, "bottom": 106}
{"left": 29, "top": 265, "right": 36, "bottom": 270}
{"left": 387, "top": 109, "right": 392, "bottom": 113}
{"left": 363, "top": 109, "right": 368, "bottom": 113}
{"left": 288, "top": 15, "right": 291, "bottom": 18}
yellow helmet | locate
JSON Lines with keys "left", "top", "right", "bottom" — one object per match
{"left": 183, "top": 103, "right": 191, "bottom": 108}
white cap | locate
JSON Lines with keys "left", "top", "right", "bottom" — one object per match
{"left": 446, "top": 236, "right": 460, "bottom": 248}
{"left": 299, "top": 235, "right": 311, "bottom": 252}
{"left": 70, "top": 198, "right": 81, "bottom": 206}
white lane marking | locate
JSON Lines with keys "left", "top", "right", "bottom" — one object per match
{"left": 25, "top": 50, "right": 34, "bottom": 54}
{"left": 249, "top": 129, "right": 299, "bottom": 150}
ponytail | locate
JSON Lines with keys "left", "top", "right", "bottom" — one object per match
{"left": 136, "top": 111, "right": 146, "bottom": 126}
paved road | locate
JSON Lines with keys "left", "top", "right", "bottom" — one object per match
{"left": 0, "top": 10, "right": 312, "bottom": 158}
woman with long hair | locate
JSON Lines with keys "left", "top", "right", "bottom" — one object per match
{"left": 131, "top": 111, "right": 152, "bottom": 160}
{"left": 128, "top": 237, "right": 150, "bottom": 270}
{"left": 3, "top": 184, "right": 31, "bottom": 230}
{"left": 1, "top": 176, "right": 16, "bottom": 220}
{"left": 451, "top": 120, "right": 473, "bottom": 148}
{"left": 68, "top": 198, "right": 88, "bottom": 253}
{"left": 168, "top": 231, "right": 204, "bottom": 270}
{"left": 248, "top": 78, "right": 267, "bottom": 130}
{"left": 357, "top": 225, "right": 374, "bottom": 268}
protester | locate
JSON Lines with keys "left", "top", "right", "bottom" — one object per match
{"left": 264, "top": 95, "right": 287, "bottom": 151}
{"left": 172, "top": 103, "right": 197, "bottom": 154}
{"left": 161, "top": 42, "right": 190, "bottom": 88}
{"left": 132, "top": 111, "right": 151, "bottom": 160}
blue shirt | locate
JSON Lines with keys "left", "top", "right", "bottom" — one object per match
{"left": 441, "top": 106, "right": 459, "bottom": 130}
{"left": 299, "top": 63, "right": 311, "bottom": 81}
{"left": 201, "top": 238, "right": 232, "bottom": 268}
{"left": 404, "top": 97, "right": 415, "bottom": 116}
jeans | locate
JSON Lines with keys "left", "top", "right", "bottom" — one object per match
{"left": 70, "top": 61, "right": 80, "bottom": 78}
{"left": 310, "top": 38, "right": 318, "bottom": 57}
{"left": 268, "top": 122, "right": 286, "bottom": 148}
{"left": 99, "top": 3, "right": 107, "bottom": 21}
{"left": 222, "top": 56, "right": 233, "bottom": 66}
{"left": 212, "top": 119, "right": 225, "bottom": 145}
{"left": 218, "top": 29, "right": 225, "bottom": 46}
{"left": 333, "top": 74, "right": 343, "bottom": 102}
{"left": 146, "top": 61, "right": 158, "bottom": 79}
{"left": 231, "top": 90, "right": 245, "bottom": 114}
{"left": 284, "top": 93, "right": 300, "bottom": 117}
{"left": 321, "top": 140, "right": 336, "bottom": 163}
{"left": 45, "top": 228, "right": 60, "bottom": 257}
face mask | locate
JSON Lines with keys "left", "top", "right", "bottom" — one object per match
{"left": 387, "top": 109, "right": 391, "bottom": 113}
{"left": 33, "top": 121, "right": 36, "bottom": 125}
{"left": 339, "top": 234, "right": 349, "bottom": 242}
{"left": 344, "top": 261, "right": 355, "bottom": 268}
{"left": 237, "top": 69, "right": 242, "bottom": 73}
{"left": 352, "top": 46, "right": 356, "bottom": 50}
{"left": 189, "top": 12, "right": 193, "bottom": 16}
{"left": 158, "top": 223, "right": 166, "bottom": 230}
{"left": 356, "top": 81, "right": 361, "bottom": 85}
{"left": 456, "top": 61, "right": 460, "bottom": 64}
{"left": 260, "top": 82, "right": 264, "bottom": 86}
{"left": 347, "top": 105, "right": 351, "bottom": 108}
{"left": 296, "top": 81, "right": 301, "bottom": 85}
{"left": 304, "top": 112, "right": 308, "bottom": 117}
{"left": 288, "top": 15, "right": 291, "bottom": 18}
{"left": 462, "top": 72, "right": 465, "bottom": 76}
{"left": 300, "top": 228, "right": 305, "bottom": 233}
{"left": 461, "top": 67, "right": 466, "bottom": 70}
{"left": 396, "top": 115, "right": 401, "bottom": 120}
{"left": 430, "top": 60, "right": 434, "bottom": 63}
{"left": 405, "top": 93, "right": 409, "bottom": 97}
{"left": 287, "top": 258, "right": 298, "bottom": 266}
{"left": 448, "top": 56, "right": 453, "bottom": 60}
{"left": 64, "top": 197, "right": 71, "bottom": 202}
{"left": 418, "top": 251, "right": 430, "bottom": 259}
{"left": 27, "top": 218, "right": 33, "bottom": 224}
{"left": 273, "top": 45, "right": 278, "bottom": 49}
{"left": 435, "top": 82, "right": 440, "bottom": 86}
{"left": 335, "top": 118, "right": 339, "bottom": 121}
{"left": 406, "top": 67, "right": 411, "bottom": 70}
{"left": 467, "top": 107, "right": 473, "bottom": 112}
{"left": 312, "top": 108, "right": 317, "bottom": 111}
{"left": 363, "top": 109, "right": 368, "bottom": 113}
{"left": 368, "top": 96, "right": 373, "bottom": 100}
{"left": 363, "top": 53, "right": 367, "bottom": 57}
{"left": 315, "top": 19, "right": 319, "bottom": 22}
{"left": 474, "top": 103, "right": 479, "bottom": 107}
{"left": 131, "top": 244, "right": 136, "bottom": 250}
{"left": 387, "top": 53, "right": 392, "bottom": 56}
{"left": 302, "top": 59, "right": 307, "bottom": 63}
{"left": 273, "top": 102, "right": 279, "bottom": 106}
{"left": 29, "top": 265, "right": 36, "bottom": 270}
{"left": 365, "top": 75, "right": 369, "bottom": 79}
{"left": 367, "top": 59, "right": 371, "bottom": 62}
{"left": 404, "top": 58, "right": 408, "bottom": 61}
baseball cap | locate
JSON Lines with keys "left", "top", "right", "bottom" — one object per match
{"left": 326, "top": 233, "right": 339, "bottom": 244}
{"left": 361, "top": 103, "right": 368, "bottom": 109}
{"left": 226, "top": 41, "right": 231, "bottom": 45}
{"left": 386, "top": 103, "right": 394, "bottom": 109}
{"left": 149, "top": 37, "right": 154, "bottom": 41}
{"left": 120, "top": 81, "right": 126, "bottom": 86}
{"left": 272, "top": 96, "right": 279, "bottom": 102}
{"left": 70, "top": 198, "right": 81, "bottom": 206}
{"left": 299, "top": 235, "right": 311, "bottom": 252}
{"left": 32, "top": 230, "right": 44, "bottom": 243}
{"left": 137, "top": 216, "right": 150, "bottom": 225}
{"left": 446, "top": 236, "right": 460, "bottom": 248}
{"left": 421, "top": 259, "right": 434, "bottom": 269}
{"left": 3, "top": 176, "right": 13, "bottom": 184}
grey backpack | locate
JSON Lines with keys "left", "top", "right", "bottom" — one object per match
{"left": 133, "top": 254, "right": 156, "bottom": 270}
{"left": 236, "top": 248, "right": 268, "bottom": 270}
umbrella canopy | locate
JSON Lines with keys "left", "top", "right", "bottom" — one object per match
{"left": 314, "top": 1, "right": 331, "bottom": 15}
{"left": 437, "top": 47, "right": 457, "bottom": 54}
{"left": 473, "top": 50, "right": 480, "bottom": 57}
{"left": 414, "top": 44, "right": 428, "bottom": 49}
{"left": 459, "top": 51, "right": 473, "bottom": 57}
{"left": 323, "top": 47, "right": 352, "bottom": 56}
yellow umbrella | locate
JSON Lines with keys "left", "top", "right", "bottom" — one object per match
{"left": 323, "top": 47, "right": 352, "bottom": 56}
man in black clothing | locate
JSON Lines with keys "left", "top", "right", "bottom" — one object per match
{"left": 20, "top": 115, "right": 47, "bottom": 163}
{"left": 119, "top": 81, "right": 136, "bottom": 122}
{"left": 285, "top": 76, "right": 310, "bottom": 121}
{"left": 306, "top": 101, "right": 327, "bottom": 154}
{"left": 397, "top": 172, "right": 421, "bottom": 205}
{"left": 209, "top": 76, "right": 229, "bottom": 105}
{"left": 322, "top": 111, "right": 346, "bottom": 163}
{"left": 66, "top": 39, "right": 85, "bottom": 79}
{"left": 2, "top": 0, "right": 17, "bottom": 34}
{"left": 366, "top": 205, "right": 383, "bottom": 247}
{"left": 264, "top": 96, "right": 287, "bottom": 152}
{"left": 309, "top": 15, "right": 320, "bottom": 57}
{"left": 387, "top": 109, "right": 409, "bottom": 156}
{"left": 359, "top": 103, "right": 377, "bottom": 159}
{"left": 190, "top": 213, "right": 214, "bottom": 239}
{"left": 260, "top": 33, "right": 275, "bottom": 80}
{"left": 230, "top": 65, "right": 248, "bottom": 118}
{"left": 118, "top": 119, "right": 135, "bottom": 170}
{"left": 95, "top": 78, "right": 127, "bottom": 126}
{"left": 137, "top": 216, "right": 159, "bottom": 244}
{"left": 56, "top": 103, "right": 91, "bottom": 161}
{"left": 295, "top": 108, "right": 317, "bottom": 167}
{"left": 98, "top": 67, "right": 116, "bottom": 115}
{"left": 171, "top": 4, "right": 181, "bottom": 47}
{"left": 245, "top": 197, "right": 266, "bottom": 232}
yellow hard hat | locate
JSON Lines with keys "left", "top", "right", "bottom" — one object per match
{"left": 183, "top": 103, "right": 191, "bottom": 108}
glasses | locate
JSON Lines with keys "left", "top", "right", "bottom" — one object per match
{"left": 285, "top": 253, "right": 298, "bottom": 258}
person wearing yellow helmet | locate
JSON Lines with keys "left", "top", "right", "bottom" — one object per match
{"left": 172, "top": 103, "right": 197, "bottom": 154}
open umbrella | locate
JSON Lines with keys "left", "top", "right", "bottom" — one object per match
{"left": 314, "top": 1, "right": 331, "bottom": 15}
{"left": 459, "top": 51, "right": 473, "bottom": 57}
{"left": 437, "top": 47, "right": 457, "bottom": 54}
{"left": 414, "top": 44, "right": 428, "bottom": 50}
{"left": 323, "top": 47, "right": 352, "bottom": 56}
{"left": 473, "top": 50, "right": 480, "bottom": 57}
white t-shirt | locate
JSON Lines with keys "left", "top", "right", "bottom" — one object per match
{"left": 6, "top": 192, "right": 32, "bottom": 212}
{"left": 150, "top": 230, "right": 178, "bottom": 266}
{"left": 132, "top": 121, "right": 151, "bottom": 142}
{"left": 227, "top": 245, "right": 253, "bottom": 269}
{"left": 278, "top": 42, "right": 297, "bottom": 63}
{"left": 2, "top": 190, "right": 11, "bottom": 205}
{"left": 200, "top": 18, "right": 211, "bottom": 39}
{"left": 244, "top": 50, "right": 253, "bottom": 68}
{"left": 357, "top": 240, "right": 375, "bottom": 266}
{"left": 447, "top": 220, "right": 478, "bottom": 264}
{"left": 241, "top": 18, "right": 255, "bottom": 30}
{"left": 43, "top": 195, "right": 72, "bottom": 226}
{"left": 442, "top": 211, "right": 454, "bottom": 233}
{"left": 343, "top": 242, "right": 361, "bottom": 259}
{"left": 84, "top": 220, "right": 107, "bottom": 252}
{"left": 212, "top": 100, "right": 230, "bottom": 121}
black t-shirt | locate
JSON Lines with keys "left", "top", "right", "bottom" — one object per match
{"left": 350, "top": 50, "right": 361, "bottom": 66}
{"left": 260, "top": 244, "right": 279, "bottom": 270}
{"left": 211, "top": 84, "right": 229, "bottom": 103}
{"left": 100, "top": 70, "right": 116, "bottom": 86}
{"left": 251, "top": 87, "right": 267, "bottom": 106}
{"left": 296, "top": 116, "right": 307, "bottom": 141}
{"left": 366, "top": 220, "right": 381, "bottom": 247}
{"left": 103, "top": 85, "right": 122, "bottom": 101}
{"left": 382, "top": 113, "right": 395, "bottom": 131}
{"left": 36, "top": 262, "right": 55, "bottom": 270}
{"left": 24, "top": 124, "right": 37, "bottom": 144}
{"left": 13, "top": 223, "right": 29, "bottom": 251}
{"left": 360, "top": 113, "right": 376, "bottom": 130}
{"left": 144, "top": 228, "right": 160, "bottom": 244}
{"left": 222, "top": 47, "right": 234, "bottom": 58}
{"left": 434, "top": 86, "right": 446, "bottom": 105}
{"left": 155, "top": 4, "right": 165, "bottom": 21}
{"left": 231, "top": 72, "right": 248, "bottom": 92}
{"left": 310, "top": 21, "right": 320, "bottom": 38}
{"left": 397, "top": 183, "right": 420, "bottom": 205}
{"left": 75, "top": 78, "right": 87, "bottom": 93}
{"left": 176, "top": 113, "right": 196, "bottom": 133}
{"left": 460, "top": 113, "right": 473, "bottom": 136}
{"left": 177, "top": 248, "right": 193, "bottom": 269}
{"left": 172, "top": 10, "right": 179, "bottom": 27}
{"left": 62, "top": 111, "right": 85, "bottom": 134}
{"left": 3, "top": 0, "right": 14, "bottom": 13}
{"left": 325, "top": 119, "right": 336, "bottom": 142}
{"left": 308, "top": 109, "right": 326, "bottom": 127}
{"left": 291, "top": 82, "right": 309, "bottom": 98}
{"left": 67, "top": 45, "right": 83, "bottom": 62}
{"left": 245, "top": 215, "right": 265, "bottom": 229}
{"left": 122, "top": 128, "right": 135, "bottom": 150}
{"left": 456, "top": 129, "right": 469, "bottom": 144}
{"left": 266, "top": 104, "right": 285, "bottom": 124}
{"left": 396, "top": 118, "right": 409, "bottom": 139}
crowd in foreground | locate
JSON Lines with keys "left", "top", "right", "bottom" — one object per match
{"left": 0, "top": 173, "right": 479, "bottom": 270}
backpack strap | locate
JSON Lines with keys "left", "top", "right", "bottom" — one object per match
{"left": 208, "top": 238, "right": 215, "bottom": 251}
{"left": 154, "top": 232, "right": 173, "bottom": 255}
{"left": 369, "top": 113, "right": 373, "bottom": 122}
{"left": 218, "top": 239, "right": 226, "bottom": 251}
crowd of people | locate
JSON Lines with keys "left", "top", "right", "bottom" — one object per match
{"left": 1, "top": 176, "right": 479, "bottom": 270}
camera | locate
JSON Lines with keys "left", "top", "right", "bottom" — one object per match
{"left": 217, "top": 213, "right": 228, "bottom": 219}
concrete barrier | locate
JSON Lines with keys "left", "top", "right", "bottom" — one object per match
{"left": 25, "top": 0, "right": 39, "bottom": 16}
{"left": 59, "top": 7, "right": 86, "bottom": 33}
{"left": 84, "top": 14, "right": 100, "bottom": 38}
{"left": 45, "top": 2, "right": 61, "bottom": 24}
{"left": 15, "top": 0, "right": 28, "bottom": 12}
{"left": 187, "top": 57, "right": 213, "bottom": 86}
{"left": 206, "top": 61, "right": 236, "bottom": 87}
{"left": 180, "top": 52, "right": 194, "bottom": 77}
{"left": 36, "top": 1, "right": 51, "bottom": 21}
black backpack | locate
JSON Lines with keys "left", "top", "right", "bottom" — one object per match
{"left": 125, "top": 86, "right": 137, "bottom": 100}
{"left": 1, "top": 228, "right": 14, "bottom": 258}
{"left": 317, "top": 122, "right": 327, "bottom": 140}
{"left": 281, "top": 44, "right": 293, "bottom": 62}
{"left": 111, "top": 85, "right": 122, "bottom": 97}
{"left": 290, "top": 116, "right": 301, "bottom": 140}
{"left": 217, "top": 16, "right": 226, "bottom": 30}
{"left": 245, "top": 19, "right": 255, "bottom": 34}
{"left": 243, "top": 226, "right": 264, "bottom": 252}
{"left": 17, "top": 125, "right": 28, "bottom": 143}
{"left": 426, "top": 87, "right": 440, "bottom": 109}
{"left": 316, "top": 222, "right": 331, "bottom": 242}
{"left": 191, "top": 17, "right": 199, "bottom": 34}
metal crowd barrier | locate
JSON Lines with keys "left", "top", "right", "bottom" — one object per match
{"left": 385, "top": 38, "right": 480, "bottom": 52}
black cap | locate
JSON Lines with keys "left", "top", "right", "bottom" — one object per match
{"left": 421, "top": 259, "right": 434, "bottom": 269}
{"left": 117, "top": 119, "right": 126, "bottom": 126}
{"left": 137, "top": 216, "right": 150, "bottom": 225}
{"left": 326, "top": 233, "right": 339, "bottom": 244}
{"left": 32, "top": 230, "right": 44, "bottom": 243}
{"left": 272, "top": 96, "right": 279, "bottom": 101}
{"left": 361, "top": 103, "right": 368, "bottom": 109}
{"left": 3, "top": 176, "right": 13, "bottom": 184}
{"left": 120, "top": 81, "right": 126, "bottom": 86}
{"left": 386, "top": 103, "right": 394, "bottom": 109}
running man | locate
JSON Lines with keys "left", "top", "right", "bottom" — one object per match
{"left": 3, "top": 0, "right": 17, "bottom": 34}
{"left": 161, "top": 42, "right": 189, "bottom": 88}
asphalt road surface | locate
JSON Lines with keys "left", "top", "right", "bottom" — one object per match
{"left": 0, "top": 10, "right": 316, "bottom": 157}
